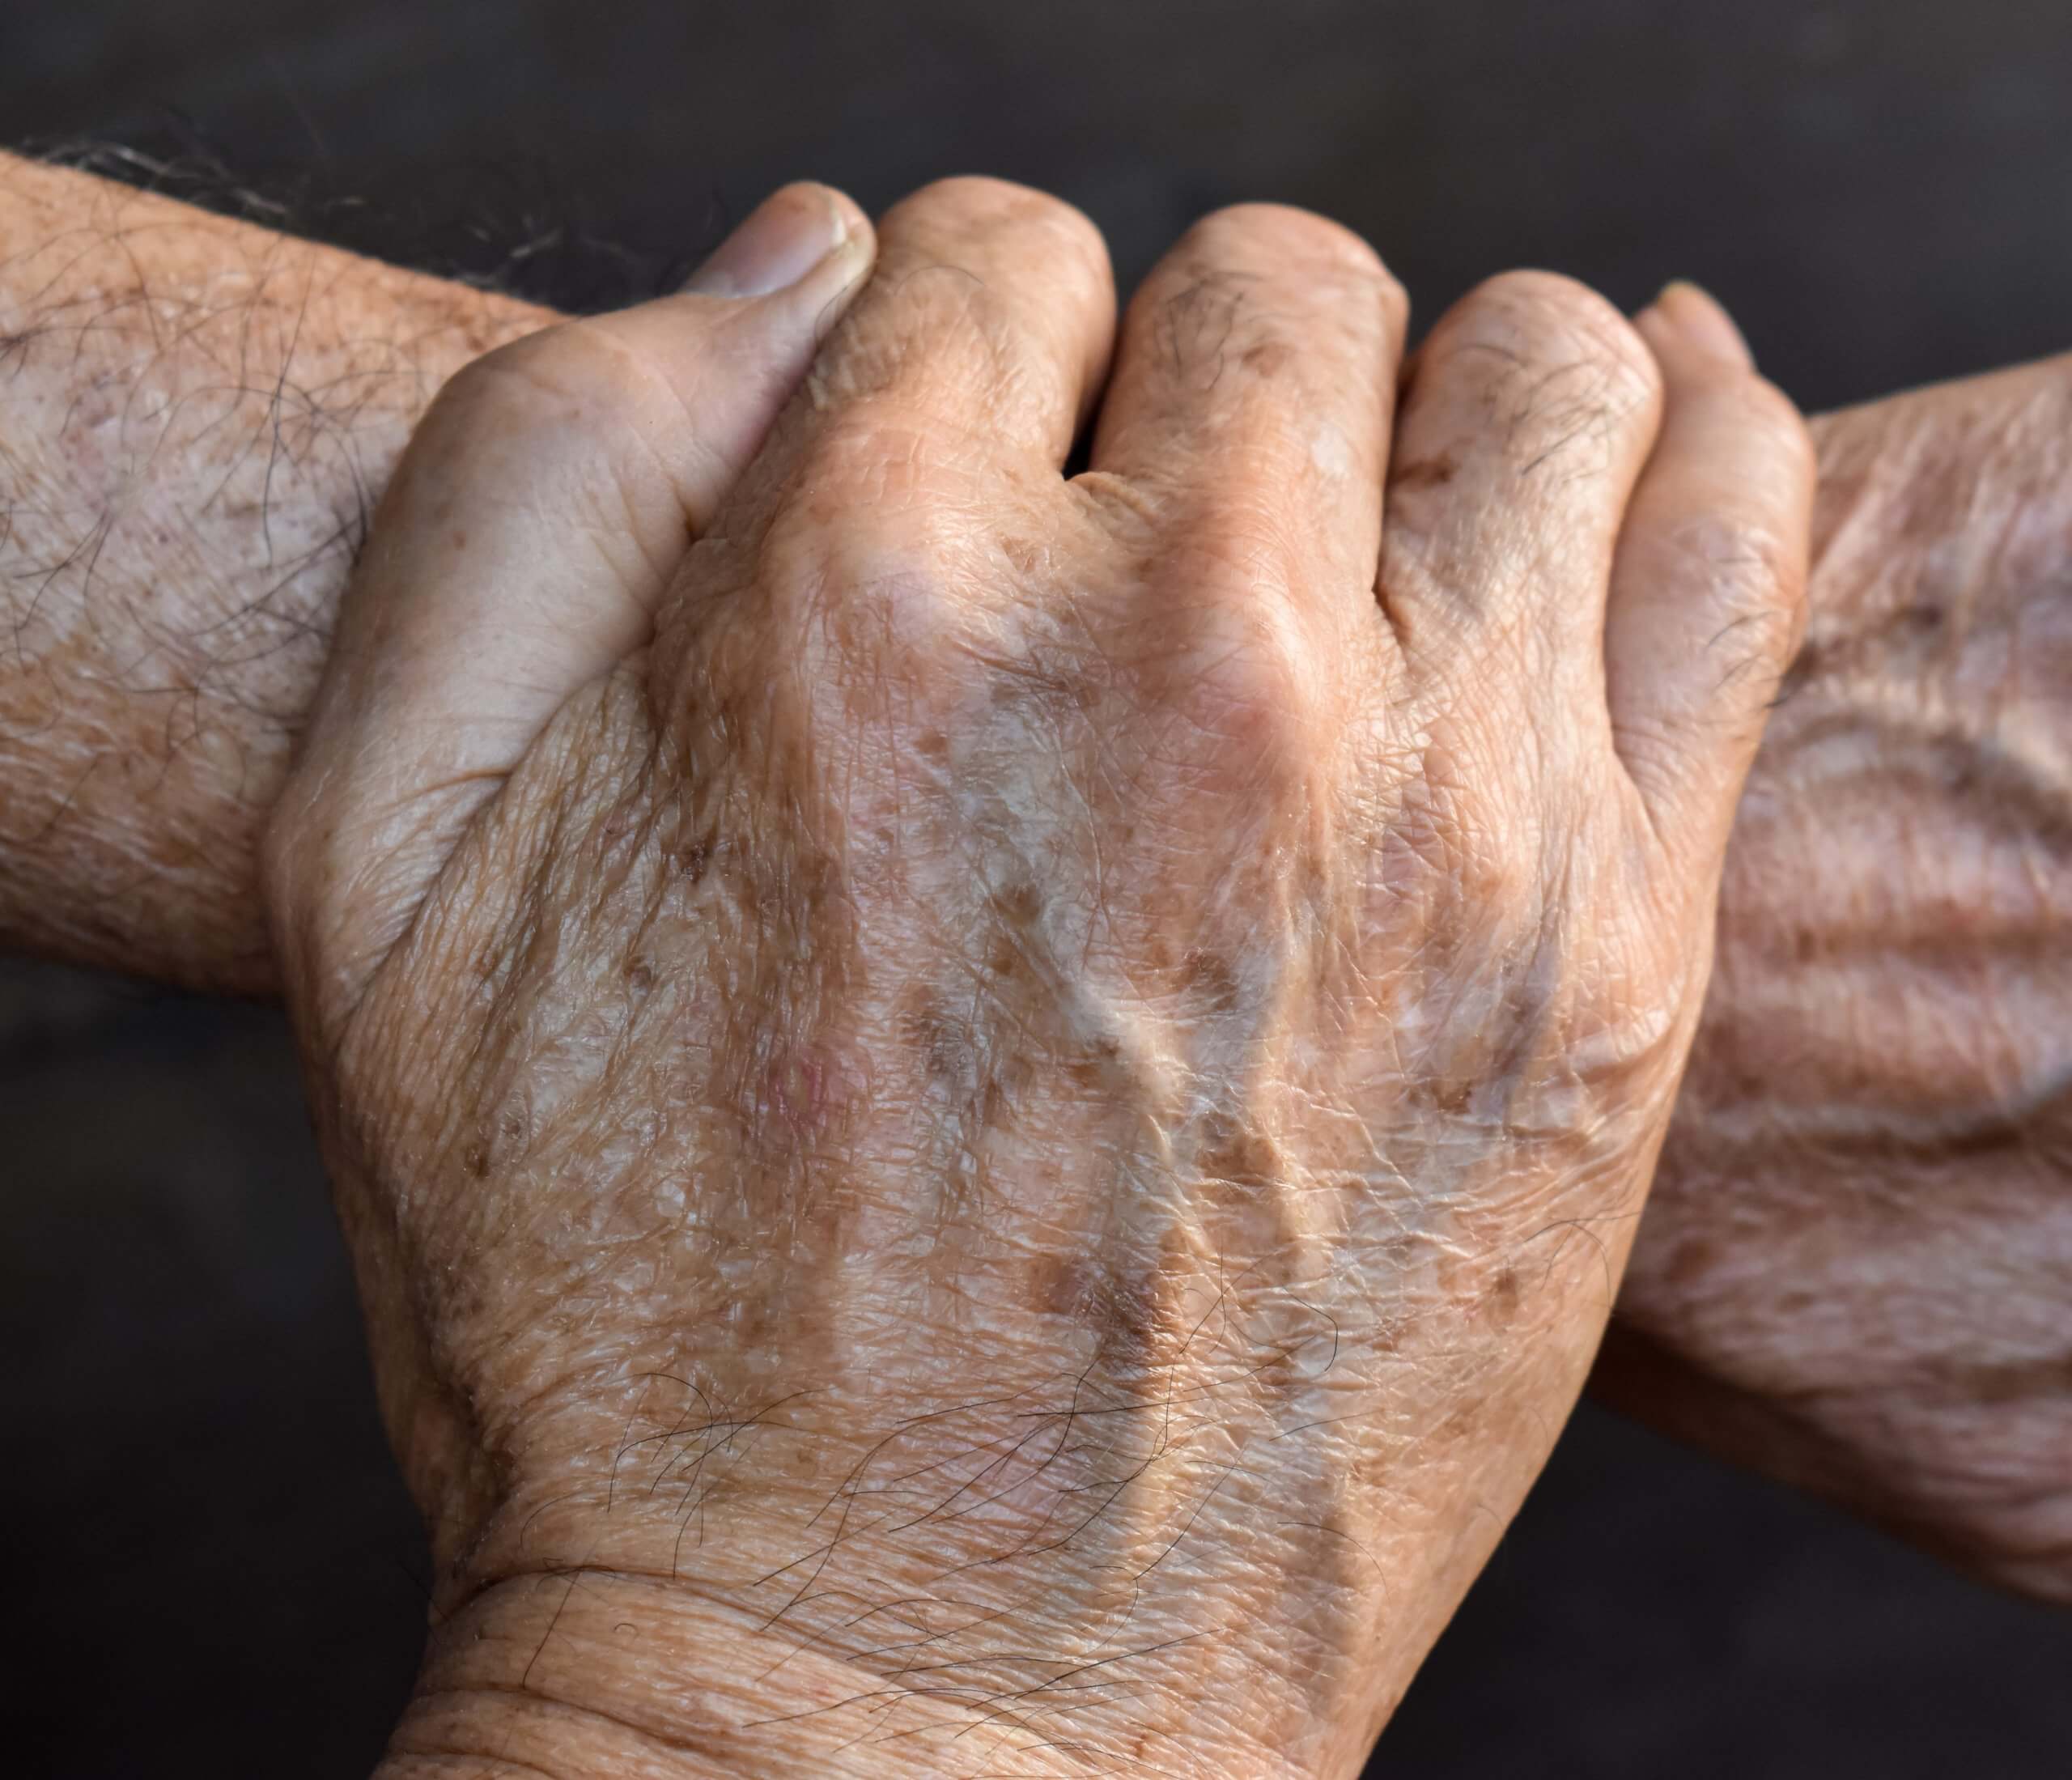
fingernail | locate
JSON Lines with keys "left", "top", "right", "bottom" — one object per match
{"left": 1645, "top": 280, "right": 1754, "bottom": 368}
{"left": 681, "top": 184, "right": 856, "bottom": 298}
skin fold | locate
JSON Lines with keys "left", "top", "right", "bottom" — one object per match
{"left": 1596, "top": 359, "right": 2072, "bottom": 1599}
{"left": 265, "top": 176, "right": 1811, "bottom": 1774}
{"left": 0, "top": 145, "right": 2062, "bottom": 1701}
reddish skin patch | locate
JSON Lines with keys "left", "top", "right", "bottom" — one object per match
{"left": 762, "top": 1040, "right": 864, "bottom": 1138}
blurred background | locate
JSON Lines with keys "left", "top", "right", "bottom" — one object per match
{"left": 5, "top": 2, "right": 2070, "bottom": 1774}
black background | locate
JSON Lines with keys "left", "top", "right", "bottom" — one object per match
{"left": 4, "top": 2, "right": 2070, "bottom": 1774}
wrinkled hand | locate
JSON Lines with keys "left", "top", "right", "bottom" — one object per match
{"left": 1603, "top": 353, "right": 2072, "bottom": 1599}
{"left": 268, "top": 181, "right": 1811, "bottom": 1777}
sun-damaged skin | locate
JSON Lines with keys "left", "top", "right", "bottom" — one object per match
{"left": 2, "top": 144, "right": 2061, "bottom": 1656}
{"left": 0, "top": 150, "right": 548, "bottom": 989}
{"left": 265, "top": 177, "right": 1811, "bottom": 1776}
{"left": 1598, "top": 354, "right": 2072, "bottom": 1601}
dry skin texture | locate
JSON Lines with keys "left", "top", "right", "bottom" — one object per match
{"left": 1605, "top": 359, "right": 2072, "bottom": 1599}
{"left": 265, "top": 181, "right": 1811, "bottom": 1775}
{"left": 0, "top": 151, "right": 542, "bottom": 987}
{"left": 10, "top": 151, "right": 2066, "bottom": 1767}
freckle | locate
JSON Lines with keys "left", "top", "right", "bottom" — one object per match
{"left": 1437, "top": 1080, "right": 1472, "bottom": 1115}
{"left": 900, "top": 989, "right": 969, "bottom": 1083}
{"left": 991, "top": 882, "right": 1042, "bottom": 928}
{"left": 462, "top": 1142, "right": 489, "bottom": 1177}
{"left": 1000, "top": 536, "right": 1041, "bottom": 577}
{"left": 1199, "top": 1110, "right": 1278, "bottom": 1187}
{"left": 450, "top": 528, "right": 469, "bottom": 550}
{"left": 1488, "top": 1266, "right": 1521, "bottom": 1317}
{"left": 916, "top": 730, "right": 949, "bottom": 759}
{"left": 1031, "top": 1251, "right": 1080, "bottom": 1317}
{"left": 625, "top": 958, "right": 656, "bottom": 992}
{"left": 1242, "top": 341, "right": 1293, "bottom": 377}
{"left": 1181, "top": 948, "right": 1239, "bottom": 1010}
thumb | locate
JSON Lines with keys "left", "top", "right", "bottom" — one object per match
{"left": 270, "top": 184, "right": 874, "bottom": 1003}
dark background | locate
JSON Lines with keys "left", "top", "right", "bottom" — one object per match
{"left": 5, "top": 2, "right": 2070, "bottom": 1774}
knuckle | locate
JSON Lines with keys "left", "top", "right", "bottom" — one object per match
{"left": 1444, "top": 269, "right": 1662, "bottom": 409}
{"left": 887, "top": 176, "right": 1108, "bottom": 281}
{"left": 1161, "top": 560, "right": 1319, "bottom": 770}
{"left": 1169, "top": 206, "right": 1409, "bottom": 350}
{"left": 1187, "top": 203, "right": 1400, "bottom": 290}
{"left": 752, "top": 469, "right": 981, "bottom": 653}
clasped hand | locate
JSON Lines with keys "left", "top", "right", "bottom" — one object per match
{"left": 266, "top": 179, "right": 1811, "bottom": 1777}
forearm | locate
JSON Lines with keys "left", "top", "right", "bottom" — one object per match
{"left": 1605, "top": 355, "right": 2072, "bottom": 1591}
{"left": 0, "top": 150, "right": 550, "bottom": 990}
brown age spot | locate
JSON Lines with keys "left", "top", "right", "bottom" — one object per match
{"left": 985, "top": 931, "right": 1030, "bottom": 980}
{"left": 1486, "top": 1265, "right": 1522, "bottom": 1319}
{"left": 1199, "top": 1108, "right": 1279, "bottom": 1188}
{"left": 901, "top": 988, "right": 970, "bottom": 1085}
{"left": 1034, "top": 1247, "right": 1181, "bottom": 1376}
{"left": 1072, "top": 1030, "right": 1128, "bottom": 1091}
{"left": 915, "top": 729, "right": 949, "bottom": 759}
{"left": 1242, "top": 340, "right": 1293, "bottom": 378}
{"left": 1180, "top": 948, "right": 1240, "bottom": 1011}
{"left": 1000, "top": 536, "right": 1042, "bottom": 577}
{"left": 625, "top": 958, "right": 656, "bottom": 993}
{"left": 462, "top": 1141, "right": 490, "bottom": 1178}
{"left": 991, "top": 881, "right": 1042, "bottom": 928}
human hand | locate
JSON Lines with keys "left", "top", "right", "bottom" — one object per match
{"left": 267, "top": 182, "right": 1811, "bottom": 1775}
{"left": 1602, "top": 351, "right": 2072, "bottom": 1599}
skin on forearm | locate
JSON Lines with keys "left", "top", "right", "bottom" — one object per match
{"left": 1601, "top": 355, "right": 2072, "bottom": 1594}
{"left": 0, "top": 150, "right": 550, "bottom": 991}
{"left": 6, "top": 149, "right": 2065, "bottom": 1600}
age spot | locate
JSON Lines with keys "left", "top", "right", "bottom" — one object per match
{"left": 899, "top": 989, "right": 971, "bottom": 1085}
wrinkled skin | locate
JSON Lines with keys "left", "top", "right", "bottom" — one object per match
{"left": 3, "top": 152, "right": 2060, "bottom": 1613}
{"left": 267, "top": 180, "right": 1811, "bottom": 1776}
{"left": 1603, "top": 353, "right": 2072, "bottom": 1599}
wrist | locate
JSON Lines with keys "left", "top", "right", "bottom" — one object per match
{"left": 382, "top": 1568, "right": 1221, "bottom": 1779}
